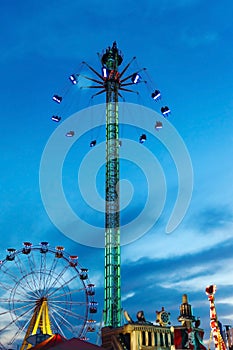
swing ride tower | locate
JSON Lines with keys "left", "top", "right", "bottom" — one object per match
{"left": 80, "top": 41, "right": 145, "bottom": 328}
{"left": 102, "top": 42, "right": 122, "bottom": 328}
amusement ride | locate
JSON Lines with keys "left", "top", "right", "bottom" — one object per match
{"left": 2, "top": 42, "right": 231, "bottom": 350}
{"left": 61, "top": 41, "right": 170, "bottom": 329}
{"left": 49, "top": 41, "right": 170, "bottom": 330}
{"left": 0, "top": 41, "right": 171, "bottom": 348}
{"left": 0, "top": 242, "right": 97, "bottom": 348}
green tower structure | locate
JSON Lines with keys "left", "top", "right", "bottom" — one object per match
{"left": 102, "top": 42, "right": 122, "bottom": 327}
{"left": 81, "top": 42, "right": 143, "bottom": 328}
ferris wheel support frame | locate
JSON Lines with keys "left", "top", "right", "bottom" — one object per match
{"left": 20, "top": 298, "right": 52, "bottom": 350}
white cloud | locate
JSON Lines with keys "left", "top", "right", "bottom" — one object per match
{"left": 122, "top": 292, "right": 135, "bottom": 302}
{"left": 218, "top": 296, "right": 233, "bottom": 306}
{"left": 122, "top": 223, "right": 233, "bottom": 262}
{"left": 159, "top": 257, "right": 233, "bottom": 293}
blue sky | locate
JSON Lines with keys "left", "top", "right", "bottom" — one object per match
{"left": 0, "top": 0, "right": 233, "bottom": 347}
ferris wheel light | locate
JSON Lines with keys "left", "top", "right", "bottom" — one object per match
{"left": 7, "top": 248, "right": 16, "bottom": 252}
{"left": 87, "top": 319, "right": 96, "bottom": 332}
{"left": 23, "top": 242, "right": 32, "bottom": 247}
{"left": 89, "top": 301, "right": 98, "bottom": 313}
{"left": 56, "top": 246, "right": 65, "bottom": 250}
{"left": 87, "top": 319, "right": 96, "bottom": 323}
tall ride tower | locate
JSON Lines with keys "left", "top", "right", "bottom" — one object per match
{"left": 68, "top": 41, "right": 145, "bottom": 328}
{"left": 102, "top": 42, "right": 122, "bottom": 328}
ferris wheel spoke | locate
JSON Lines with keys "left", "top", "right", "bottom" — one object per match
{"left": 10, "top": 288, "right": 33, "bottom": 302}
{"left": 12, "top": 284, "right": 39, "bottom": 299}
{"left": 1, "top": 302, "right": 32, "bottom": 316}
{"left": 0, "top": 298, "right": 35, "bottom": 306}
{"left": 27, "top": 253, "right": 40, "bottom": 292}
{"left": 43, "top": 255, "right": 59, "bottom": 293}
{"left": 50, "top": 311, "right": 66, "bottom": 338}
{"left": 44, "top": 265, "right": 70, "bottom": 295}
{"left": 13, "top": 279, "right": 37, "bottom": 297}
{"left": 0, "top": 298, "right": 11, "bottom": 303}
{"left": 29, "top": 250, "right": 46, "bottom": 294}
{"left": 1, "top": 266, "right": 40, "bottom": 300}
{"left": 41, "top": 253, "right": 49, "bottom": 292}
{"left": 38, "top": 254, "right": 46, "bottom": 292}
{"left": 0, "top": 306, "right": 32, "bottom": 333}
{"left": 14, "top": 254, "right": 35, "bottom": 292}
{"left": 47, "top": 273, "right": 79, "bottom": 298}
{"left": 49, "top": 306, "right": 83, "bottom": 332}
{"left": 50, "top": 287, "right": 85, "bottom": 300}
{"left": 0, "top": 280, "right": 14, "bottom": 292}
{"left": 8, "top": 316, "right": 30, "bottom": 345}
{"left": 0, "top": 265, "right": 21, "bottom": 284}
{"left": 11, "top": 280, "right": 40, "bottom": 301}
{"left": 50, "top": 300, "right": 86, "bottom": 306}
{"left": 49, "top": 303, "right": 86, "bottom": 321}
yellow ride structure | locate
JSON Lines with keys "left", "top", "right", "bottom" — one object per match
{"left": 20, "top": 297, "right": 52, "bottom": 350}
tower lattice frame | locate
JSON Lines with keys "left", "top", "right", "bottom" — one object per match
{"left": 80, "top": 42, "right": 144, "bottom": 328}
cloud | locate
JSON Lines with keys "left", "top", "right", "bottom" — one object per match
{"left": 122, "top": 218, "right": 233, "bottom": 262}
{"left": 190, "top": 205, "right": 233, "bottom": 232}
{"left": 120, "top": 240, "right": 233, "bottom": 330}
{"left": 122, "top": 292, "right": 135, "bottom": 302}
{"left": 120, "top": 238, "right": 233, "bottom": 317}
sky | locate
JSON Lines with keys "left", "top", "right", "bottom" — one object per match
{"left": 0, "top": 0, "right": 233, "bottom": 348}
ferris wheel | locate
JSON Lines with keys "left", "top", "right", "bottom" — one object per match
{"left": 0, "top": 242, "right": 97, "bottom": 349}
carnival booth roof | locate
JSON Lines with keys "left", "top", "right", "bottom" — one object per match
{"left": 30, "top": 334, "right": 105, "bottom": 350}
{"left": 30, "top": 334, "right": 66, "bottom": 349}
